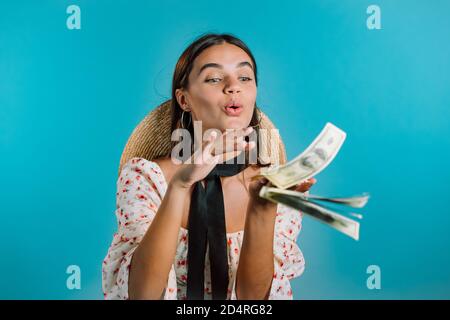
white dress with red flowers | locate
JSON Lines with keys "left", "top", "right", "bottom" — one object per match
{"left": 102, "top": 157, "right": 305, "bottom": 300}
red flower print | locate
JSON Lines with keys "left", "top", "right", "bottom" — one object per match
{"left": 137, "top": 194, "right": 147, "bottom": 201}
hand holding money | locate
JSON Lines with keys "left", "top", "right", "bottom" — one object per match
{"left": 254, "top": 122, "right": 370, "bottom": 241}
{"left": 292, "top": 177, "right": 317, "bottom": 193}
{"left": 249, "top": 176, "right": 317, "bottom": 210}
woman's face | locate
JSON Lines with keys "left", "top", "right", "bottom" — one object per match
{"left": 176, "top": 43, "right": 257, "bottom": 133}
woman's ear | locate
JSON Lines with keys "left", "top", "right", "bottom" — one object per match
{"left": 175, "top": 88, "right": 189, "bottom": 111}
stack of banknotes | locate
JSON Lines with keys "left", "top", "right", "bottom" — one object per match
{"left": 256, "top": 122, "right": 369, "bottom": 241}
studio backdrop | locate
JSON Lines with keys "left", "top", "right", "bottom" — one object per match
{"left": 1, "top": 0, "right": 449, "bottom": 299}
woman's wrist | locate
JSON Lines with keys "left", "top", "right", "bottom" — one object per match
{"left": 247, "top": 197, "right": 277, "bottom": 220}
{"left": 168, "top": 179, "right": 193, "bottom": 194}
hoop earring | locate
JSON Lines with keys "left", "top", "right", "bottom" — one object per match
{"left": 180, "top": 110, "right": 192, "bottom": 129}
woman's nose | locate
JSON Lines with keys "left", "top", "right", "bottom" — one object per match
{"left": 224, "top": 78, "right": 241, "bottom": 94}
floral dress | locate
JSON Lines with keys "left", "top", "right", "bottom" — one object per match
{"left": 102, "top": 157, "right": 305, "bottom": 300}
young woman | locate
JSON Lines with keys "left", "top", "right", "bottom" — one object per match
{"left": 102, "top": 33, "right": 316, "bottom": 300}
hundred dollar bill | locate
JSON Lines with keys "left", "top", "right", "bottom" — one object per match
{"left": 260, "top": 186, "right": 361, "bottom": 240}
{"left": 258, "top": 122, "right": 347, "bottom": 189}
{"left": 301, "top": 193, "right": 370, "bottom": 208}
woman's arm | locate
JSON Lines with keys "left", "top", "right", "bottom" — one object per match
{"left": 128, "top": 181, "right": 190, "bottom": 299}
{"left": 236, "top": 177, "right": 316, "bottom": 299}
{"left": 236, "top": 199, "right": 277, "bottom": 300}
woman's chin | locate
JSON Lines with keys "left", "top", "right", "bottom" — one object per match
{"left": 221, "top": 118, "right": 250, "bottom": 131}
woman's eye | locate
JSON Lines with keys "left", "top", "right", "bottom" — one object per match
{"left": 205, "top": 76, "right": 252, "bottom": 83}
{"left": 205, "top": 78, "right": 222, "bottom": 83}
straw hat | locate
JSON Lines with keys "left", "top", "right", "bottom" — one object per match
{"left": 118, "top": 99, "right": 287, "bottom": 175}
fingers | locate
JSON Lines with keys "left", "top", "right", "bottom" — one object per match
{"left": 286, "top": 177, "right": 316, "bottom": 190}
{"left": 216, "top": 140, "right": 256, "bottom": 161}
{"left": 203, "top": 131, "right": 220, "bottom": 164}
{"left": 294, "top": 177, "right": 317, "bottom": 192}
{"left": 195, "top": 127, "right": 256, "bottom": 164}
{"left": 215, "top": 127, "right": 256, "bottom": 155}
{"left": 222, "top": 126, "right": 254, "bottom": 139}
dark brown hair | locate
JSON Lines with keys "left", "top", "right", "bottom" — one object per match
{"left": 169, "top": 32, "right": 268, "bottom": 167}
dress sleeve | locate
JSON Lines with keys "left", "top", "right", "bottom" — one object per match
{"left": 102, "top": 157, "right": 178, "bottom": 300}
{"left": 268, "top": 203, "right": 306, "bottom": 300}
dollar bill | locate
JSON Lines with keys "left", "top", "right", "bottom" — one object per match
{"left": 300, "top": 193, "right": 370, "bottom": 208}
{"left": 259, "top": 186, "right": 361, "bottom": 240}
{"left": 259, "top": 122, "right": 347, "bottom": 189}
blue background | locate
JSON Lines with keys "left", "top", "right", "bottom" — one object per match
{"left": 1, "top": 0, "right": 449, "bottom": 299}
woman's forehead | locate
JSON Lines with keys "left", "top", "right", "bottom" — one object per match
{"left": 193, "top": 43, "right": 253, "bottom": 73}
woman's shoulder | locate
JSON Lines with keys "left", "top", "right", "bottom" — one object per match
{"left": 152, "top": 156, "right": 179, "bottom": 184}
{"left": 115, "top": 157, "right": 168, "bottom": 200}
{"left": 119, "top": 157, "right": 168, "bottom": 183}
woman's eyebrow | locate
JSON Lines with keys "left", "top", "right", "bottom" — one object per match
{"left": 197, "top": 61, "right": 253, "bottom": 76}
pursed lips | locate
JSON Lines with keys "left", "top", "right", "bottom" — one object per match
{"left": 224, "top": 101, "right": 243, "bottom": 116}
